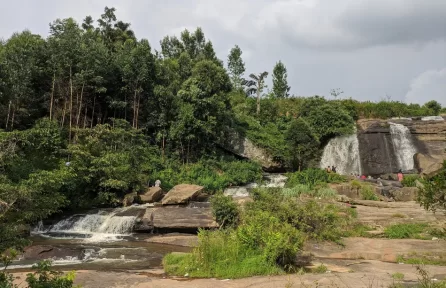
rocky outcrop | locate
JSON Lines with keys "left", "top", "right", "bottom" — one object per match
{"left": 414, "top": 153, "right": 445, "bottom": 177}
{"left": 139, "top": 187, "right": 164, "bottom": 203}
{"left": 123, "top": 192, "right": 137, "bottom": 207}
{"left": 134, "top": 203, "right": 218, "bottom": 231}
{"left": 357, "top": 117, "right": 446, "bottom": 176}
{"left": 161, "top": 184, "right": 204, "bottom": 205}
{"left": 22, "top": 245, "right": 82, "bottom": 260}
{"left": 220, "top": 131, "right": 281, "bottom": 171}
{"left": 390, "top": 187, "right": 418, "bottom": 202}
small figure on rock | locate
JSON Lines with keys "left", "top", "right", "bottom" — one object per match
{"left": 331, "top": 166, "right": 337, "bottom": 173}
{"left": 155, "top": 179, "right": 161, "bottom": 187}
{"left": 326, "top": 166, "right": 332, "bottom": 173}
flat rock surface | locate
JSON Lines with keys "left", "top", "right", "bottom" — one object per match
{"left": 306, "top": 237, "right": 446, "bottom": 263}
{"left": 162, "top": 184, "right": 204, "bottom": 205}
{"left": 140, "top": 187, "right": 164, "bottom": 203}
{"left": 11, "top": 261, "right": 446, "bottom": 287}
{"left": 135, "top": 205, "right": 218, "bottom": 230}
{"left": 146, "top": 233, "right": 198, "bottom": 247}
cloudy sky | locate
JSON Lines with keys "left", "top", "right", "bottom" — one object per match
{"left": 1, "top": 0, "right": 445, "bottom": 105}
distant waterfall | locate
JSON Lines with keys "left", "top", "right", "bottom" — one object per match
{"left": 320, "top": 134, "right": 362, "bottom": 175}
{"left": 389, "top": 122, "right": 417, "bottom": 171}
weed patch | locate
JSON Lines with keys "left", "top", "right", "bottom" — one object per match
{"left": 384, "top": 223, "right": 429, "bottom": 239}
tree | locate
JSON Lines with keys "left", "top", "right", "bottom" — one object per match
{"left": 272, "top": 61, "right": 290, "bottom": 98}
{"left": 424, "top": 100, "right": 442, "bottom": 115}
{"left": 227, "top": 45, "right": 245, "bottom": 91}
{"left": 286, "top": 118, "right": 319, "bottom": 171}
{"left": 245, "top": 72, "right": 268, "bottom": 115}
{"left": 418, "top": 162, "right": 446, "bottom": 213}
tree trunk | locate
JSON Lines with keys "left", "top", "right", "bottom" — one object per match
{"left": 162, "top": 131, "right": 165, "bottom": 162}
{"left": 49, "top": 72, "right": 55, "bottom": 120}
{"left": 10, "top": 102, "right": 15, "bottom": 130}
{"left": 83, "top": 105, "right": 88, "bottom": 128}
{"left": 132, "top": 89, "right": 137, "bottom": 128}
{"left": 91, "top": 95, "right": 96, "bottom": 128}
{"left": 5, "top": 100, "right": 11, "bottom": 130}
{"left": 76, "top": 82, "right": 85, "bottom": 128}
{"left": 61, "top": 100, "right": 67, "bottom": 128}
{"left": 69, "top": 66, "right": 73, "bottom": 142}
{"left": 135, "top": 91, "right": 141, "bottom": 129}
{"left": 256, "top": 89, "right": 260, "bottom": 115}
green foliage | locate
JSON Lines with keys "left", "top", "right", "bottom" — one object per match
{"left": 418, "top": 163, "right": 446, "bottom": 213}
{"left": 286, "top": 118, "right": 319, "bottom": 170}
{"left": 313, "top": 264, "right": 328, "bottom": 274}
{"left": 227, "top": 45, "right": 245, "bottom": 90}
{"left": 0, "top": 257, "right": 77, "bottom": 288}
{"left": 272, "top": 61, "right": 290, "bottom": 98}
{"left": 423, "top": 100, "right": 442, "bottom": 115}
{"left": 150, "top": 159, "right": 262, "bottom": 193}
{"left": 402, "top": 174, "right": 420, "bottom": 187}
{"left": 384, "top": 223, "right": 428, "bottom": 239}
{"left": 360, "top": 185, "right": 380, "bottom": 201}
{"left": 210, "top": 194, "right": 239, "bottom": 228}
{"left": 281, "top": 185, "right": 337, "bottom": 199}
{"left": 286, "top": 169, "right": 346, "bottom": 189}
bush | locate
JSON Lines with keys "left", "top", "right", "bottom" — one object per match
{"left": 360, "top": 185, "right": 379, "bottom": 201}
{"left": 286, "top": 169, "right": 346, "bottom": 189}
{"left": 163, "top": 212, "right": 305, "bottom": 279}
{"left": 282, "top": 185, "right": 337, "bottom": 199}
{"left": 417, "top": 162, "right": 446, "bottom": 213}
{"left": 210, "top": 194, "right": 239, "bottom": 228}
{"left": 402, "top": 175, "right": 420, "bottom": 187}
{"left": 384, "top": 223, "right": 428, "bottom": 239}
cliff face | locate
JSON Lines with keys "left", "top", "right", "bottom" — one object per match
{"left": 357, "top": 117, "right": 446, "bottom": 176}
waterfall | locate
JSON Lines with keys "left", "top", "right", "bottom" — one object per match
{"left": 389, "top": 122, "right": 417, "bottom": 171}
{"left": 320, "top": 134, "right": 362, "bottom": 175}
{"left": 34, "top": 207, "right": 138, "bottom": 242}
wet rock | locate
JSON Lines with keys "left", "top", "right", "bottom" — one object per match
{"left": 139, "top": 187, "right": 163, "bottom": 203}
{"left": 123, "top": 192, "right": 137, "bottom": 207}
{"left": 390, "top": 187, "right": 418, "bottom": 202}
{"left": 22, "top": 245, "right": 82, "bottom": 260}
{"left": 162, "top": 184, "right": 204, "bottom": 205}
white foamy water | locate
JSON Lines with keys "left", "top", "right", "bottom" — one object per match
{"left": 389, "top": 122, "right": 417, "bottom": 171}
{"left": 320, "top": 134, "right": 362, "bottom": 175}
{"left": 223, "top": 174, "right": 288, "bottom": 197}
{"left": 33, "top": 207, "right": 138, "bottom": 242}
{"left": 421, "top": 116, "right": 444, "bottom": 121}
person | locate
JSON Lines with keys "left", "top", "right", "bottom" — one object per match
{"left": 327, "top": 166, "right": 332, "bottom": 173}
{"left": 155, "top": 179, "right": 161, "bottom": 187}
{"left": 360, "top": 174, "right": 366, "bottom": 180}
{"left": 332, "top": 166, "right": 337, "bottom": 173}
{"left": 367, "top": 175, "right": 372, "bottom": 179}
{"left": 397, "top": 170, "right": 404, "bottom": 182}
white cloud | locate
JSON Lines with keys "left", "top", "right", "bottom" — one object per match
{"left": 405, "top": 68, "right": 446, "bottom": 106}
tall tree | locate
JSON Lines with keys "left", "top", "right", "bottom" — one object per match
{"left": 272, "top": 61, "right": 290, "bottom": 98}
{"left": 227, "top": 45, "right": 245, "bottom": 91}
{"left": 286, "top": 118, "right": 319, "bottom": 171}
{"left": 245, "top": 72, "right": 268, "bottom": 115}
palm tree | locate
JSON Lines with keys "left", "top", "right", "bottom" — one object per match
{"left": 244, "top": 72, "right": 268, "bottom": 115}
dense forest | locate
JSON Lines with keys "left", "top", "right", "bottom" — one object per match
{"left": 0, "top": 7, "right": 445, "bottom": 252}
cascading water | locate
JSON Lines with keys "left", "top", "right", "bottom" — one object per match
{"left": 320, "top": 134, "right": 362, "bottom": 175}
{"left": 33, "top": 207, "right": 139, "bottom": 242}
{"left": 223, "top": 173, "right": 288, "bottom": 197}
{"left": 389, "top": 122, "right": 417, "bottom": 171}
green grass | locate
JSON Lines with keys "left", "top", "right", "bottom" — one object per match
{"left": 281, "top": 184, "right": 337, "bottom": 199}
{"left": 312, "top": 264, "right": 328, "bottom": 274}
{"left": 397, "top": 253, "right": 446, "bottom": 266}
{"left": 343, "top": 223, "right": 374, "bottom": 237}
{"left": 384, "top": 223, "right": 428, "bottom": 239}
{"left": 360, "top": 185, "right": 380, "bottom": 201}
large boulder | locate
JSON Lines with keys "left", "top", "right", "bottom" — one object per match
{"left": 329, "top": 183, "right": 360, "bottom": 199}
{"left": 134, "top": 203, "right": 218, "bottom": 231}
{"left": 220, "top": 131, "right": 282, "bottom": 171}
{"left": 162, "top": 184, "right": 204, "bottom": 205}
{"left": 139, "top": 187, "right": 164, "bottom": 203}
{"left": 414, "top": 153, "right": 444, "bottom": 177}
{"left": 389, "top": 187, "right": 418, "bottom": 202}
{"left": 123, "top": 192, "right": 137, "bottom": 207}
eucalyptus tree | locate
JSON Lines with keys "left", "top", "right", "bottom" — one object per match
{"left": 272, "top": 61, "right": 290, "bottom": 98}
{"left": 227, "top": 45, "right": 246, "bottom": 91}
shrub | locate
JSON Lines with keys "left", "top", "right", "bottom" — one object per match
{"left": 384, "top": 223, "right": 428, "bottom": 239}
{"left": 210, "top": 194, "right": 239, "bottom": 228}
{"left": 286, "top": 169, "right": 346, "bottom": 189}
{"left": 402, "top": 175, "right": 420, "bottom": 187}
{"left": 360, "top": 185, "right": 379, "bottom": 201}
{"left": 417, "top": 162, "right": 446, "bottom": 213}
{"left": 163, "top": 212, "right": 305, "bottom": 279}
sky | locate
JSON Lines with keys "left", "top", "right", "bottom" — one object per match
{"left": 1, "top": 0, "right": 445, "bottom": 105}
